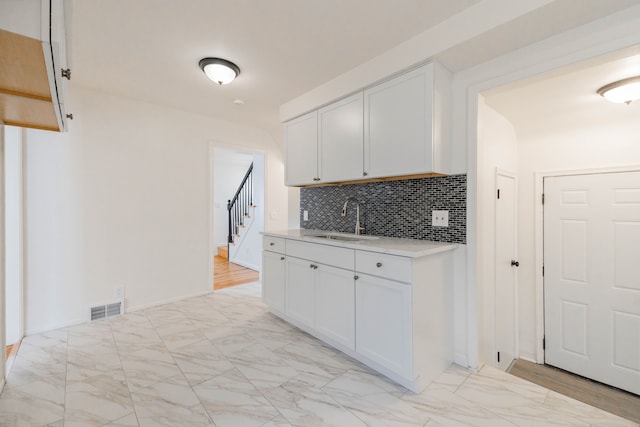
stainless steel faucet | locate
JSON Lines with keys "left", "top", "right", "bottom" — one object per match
{"left": 341, "top": 197, "right": 364, "bottom": 235}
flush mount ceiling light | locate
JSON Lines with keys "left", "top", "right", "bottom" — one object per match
{"left": 597, "top": 76, "right": 640, "bottom": 104}
{"left": 199, "top": 57, "right": 240, "bottom": 85}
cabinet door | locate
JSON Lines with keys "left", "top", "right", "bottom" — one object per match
{"left": 285, "top": 257, "right": 316, "bottom": 328}
{"left": 364, "top": 64, "right": 433, "bottom": 178}
{"left": 262, "top": 251, "right": 286, "bottom": 313}
{"left": 285, "top": 111, "right": 318, "bottom": 186}
{"left": 318, "top": 92, "right": 364, "bottom": 183}
{"left": 356, "top": 274, "right": 412, "bottom": 379}
{"left": 316, "top": 264, "right": 355, "bottom": 350}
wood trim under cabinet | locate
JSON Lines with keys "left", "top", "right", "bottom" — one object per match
{"left": 294, "top": 172, "right": 447, "bottom": 187}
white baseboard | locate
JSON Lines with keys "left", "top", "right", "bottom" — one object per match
{"left": 228, "top": 258, "right": 259, "bottom": 271}
{"left": 25, "top": 317, "right": 85, "bottom": 336}
{"left": 24, "top": 290, "right": 213, "bottom": 336}
{"left": 519, "top": 355, "right": 538, "bottom": 364}
{"left": 127, "top": 289, "right": 213, "bottom": 313}
{"left": 453, "top": 351, "right": 468, "bottom": 368}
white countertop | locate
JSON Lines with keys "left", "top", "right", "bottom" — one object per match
{"left": 262, "top": 229, "right": 459, "bottom": 258}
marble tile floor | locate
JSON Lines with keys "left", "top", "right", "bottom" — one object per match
{"left": 0, "top": 282, "right": 636, "bottom": 427}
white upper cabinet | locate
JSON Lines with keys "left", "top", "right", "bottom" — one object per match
{"left": 283, "top": 61, "right": 450, "bottom": 187}
{"left": 285, "top": 93, "right": 364, "bottom": 186}
{"left": 318, "top": 92, "right": 364, "bottom": 183}
{"left": 0, "top": 0, "right": 71, "bottom": 132}
{"left": 365, "top": 63, "right": 443, "bottom": 179}
{"left": 285, "top": 111, "right": 319, "bottom": 186}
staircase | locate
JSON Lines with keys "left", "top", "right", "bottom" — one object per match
{"left": 226, "top": 163, "right": 255, "bottom": 252}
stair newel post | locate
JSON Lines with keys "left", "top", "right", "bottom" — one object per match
{"left": 227, "top": 199, "right": 232, "bottom": 244}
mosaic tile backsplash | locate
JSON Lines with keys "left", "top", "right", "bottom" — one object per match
{"left": 300, "top": 175, "right": 466, "bottom": 244}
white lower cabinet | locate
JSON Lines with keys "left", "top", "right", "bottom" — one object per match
{"left": 355, "top": 274, "right": 412, "bottom": 379}
{"left": 286, "top": 257, "right": 355, "bottom": 352}
{"left": 262, "top": 251, "right": 286, "bottom": 314}
{"left": 285, "top": 257, "right": 316, "bottom": 328}
{"left": 316, "top": 264, "right": 355, "bottom": 351}
{"left": 262, "top": 234, "right": 453, "bottom": 393}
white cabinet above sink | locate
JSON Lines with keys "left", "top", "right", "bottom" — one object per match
{"left": 285, "top": 92, "right": 364, "bottom": 186}
{"left": 283, "top": 61, "right": 451, "bottom": 187}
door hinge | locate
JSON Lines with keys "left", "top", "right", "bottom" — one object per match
{"left": 543, "top": 337, "right": 546, "bottom": 350}
{"left": 542, "top": 193, "right": 545, "bottom": 204}
{"left": 497, "top": 352, "right": 501, "bottom": 363}
{"left": 542, "top": 265, "right": 545, "bottom": 276}
{"left": 497, "top": 189, "right": 500, "bottom": 199}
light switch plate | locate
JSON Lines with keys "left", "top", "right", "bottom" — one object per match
{"left": 432, "top": 210, "right": 449, "bottom": 227}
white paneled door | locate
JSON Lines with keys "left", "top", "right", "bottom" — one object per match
{"left": 495, "top": 172, "right": 517, "bottom": 371}
{"left": 544, "top": 171, "right": 640, "bottom": 395}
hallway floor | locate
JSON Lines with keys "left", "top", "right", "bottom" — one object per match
{"left": 0, "top": 282, "right": 635, "bottom": 426}
{"left": 213, "top": 255, "right": 259, "bottom": 290}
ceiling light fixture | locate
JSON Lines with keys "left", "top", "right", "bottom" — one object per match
{"left": 597, "top": 76, "right": 640, "bottom": 104}
{"left": 199, "top": 57, "right": 240, "bottom": 85}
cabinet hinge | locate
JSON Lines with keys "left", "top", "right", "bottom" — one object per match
{"left": 543, "top": 337, "right": 546, "bottom": 350}
{"left": 542, "top": 193, "right": 545, "bottom": 204}
{"left": 497, "top": 189, "right": 500, "bottom": 199}
{"left": 497, "top": 352, "right": 500, "bottom": 363}
{"left": 542, "top": 265, "right": 545, "bottom": 276}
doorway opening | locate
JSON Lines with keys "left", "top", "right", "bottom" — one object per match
{"left": 478, "top": 45, "right": 640, "bottom": 406}
{"left": 211, "top": 146, "right": 265, "bottom": 290}
{"left": 4, "top": 125, "right": 24, "bottom": 375}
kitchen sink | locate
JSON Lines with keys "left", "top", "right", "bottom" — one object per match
{"left": 306, "top": 232, "right": 379, "bottom": 242}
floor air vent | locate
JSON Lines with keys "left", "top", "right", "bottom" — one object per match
{"left": 89, "top": 300, "right": 123, "bottom": 321}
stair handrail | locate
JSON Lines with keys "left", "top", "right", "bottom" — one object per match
{"left": 227, "top": 162, "right": 254, "bottom": 245}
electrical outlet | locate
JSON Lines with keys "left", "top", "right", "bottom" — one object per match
{"left": 114, "top": 287, "right": 124, "bottom": 298}
{"left": 432, "top": 210, "right": 449, "bottom": 227}
{"left": 303, "top": 210, "right": 309, "bottom": 221}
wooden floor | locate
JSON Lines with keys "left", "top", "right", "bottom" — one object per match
{"left": 509, "top": 359, "right": 640, "bottom": 423}
{"left": 213, "top": 255, "right": 259, "bottom": 290}
{"left": 5, "top": 340, "right": 21, "bottom": 375}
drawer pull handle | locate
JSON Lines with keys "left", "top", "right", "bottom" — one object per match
{"left": 310, "top": 264, "right": 318, "bottom": 269}
{"left": 354, "top": 275, "right": 359, "bottom": 280}
{"left": 280, "top": 256, "right": 285, "bottom": 261}
{"left": 270, "top": 242, "right": 275, "bottom": 246}
{"left": 376, "top": 262, "right": 382, "bottom": 268}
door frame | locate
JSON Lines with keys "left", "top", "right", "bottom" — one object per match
{"left": 208, "top": 141, "right": 268, "bottom": 291}
{"left": 494, "top": 169, "right": 518, "bottom": 368}
{"left": 534, "top": 164, "right": 640, "bottom": 363}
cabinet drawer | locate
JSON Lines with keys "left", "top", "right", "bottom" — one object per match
{"left": 286, "top": 240, "right": 354, "bottom": 270}
{"left": 263, "top": 236, "right": 286, "bottom": 254}
{"left": 355, "top": 251, "right": 411, "bottom": 283}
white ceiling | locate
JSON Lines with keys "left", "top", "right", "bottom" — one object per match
{"left": 71, "top": 0, "right": 640, "bottom": 140}
{"left": 483, "top": 46, "right": 640, "bottom": 139}
{"left": 72, "top": 0, "right": 478, "bottom": 137}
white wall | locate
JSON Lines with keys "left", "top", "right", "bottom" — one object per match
{"left": 515, "top": 115, "right": 640, "bottom": 361}
{"left": 24, "top": 85, "right": 288, "bottom": 335}
{"left": 476, "top": 98, "right": 518, "bottom": 366}
{"left": 4, "top": 126, "right": 23, "bottom": 345}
